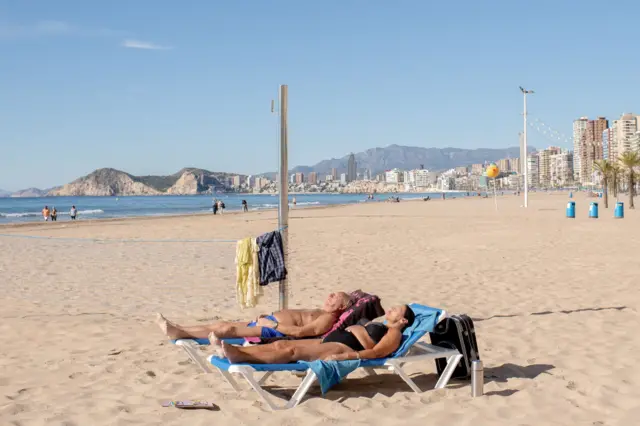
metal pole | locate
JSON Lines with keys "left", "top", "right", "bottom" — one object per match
{"left": 278, "top": 85, "right": 289, "bottom": 310}
{"left": 523, "top": 92, "right": 528, "bottom": 208}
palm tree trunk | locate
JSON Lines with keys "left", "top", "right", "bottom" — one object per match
{"left": 603, "top": 179, "right": 608, "bottom": 208}
{"left": 629, "top": 173, "right": 635, "bottom": 209}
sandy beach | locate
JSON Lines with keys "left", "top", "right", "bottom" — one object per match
{"left": 1, "top": 192, "right": 639, "bottom": 425}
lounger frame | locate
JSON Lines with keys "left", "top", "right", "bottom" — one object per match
{"left": 173, "top": 309, "right": 463, "bottom": 410}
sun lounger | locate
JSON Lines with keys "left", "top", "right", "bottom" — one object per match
{"left": 173, "top": 304, "right": 463, "bottom": 410}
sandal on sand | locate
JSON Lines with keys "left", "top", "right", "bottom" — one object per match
{"left": 161, "top": 400, "right": 219, "bottom": 410}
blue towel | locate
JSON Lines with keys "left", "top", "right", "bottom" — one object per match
{"left": 303, "top": 359, "right": 361, "bottom": 394}
{"left": 391, "top": 303, "right": 443, "bottom": 357}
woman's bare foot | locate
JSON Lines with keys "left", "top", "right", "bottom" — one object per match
{"left": 155, "top": 313, "right": 185, "bottom": 339}
{"left": 208, "top": 332, "right": 224, "bottom": 358}
{"left": 222, "top": 341, "right": 246, "bottom": 364}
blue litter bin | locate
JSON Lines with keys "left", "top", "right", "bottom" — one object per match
{"left": 589, "top": 202, "right": 599, "bottom": 218}
{"left": 566, "top": 201, "right": 575, "bottom": 218}
{"left": 615, "top": 202, "right": 624, "bottom": 219}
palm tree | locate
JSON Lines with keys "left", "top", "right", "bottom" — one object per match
{"left": 618, "top": 151, "right": 640, "bottom": 209}
{"left": 610, "top": 162, "right": 621, "bottom": 199}
{"left": 593, "top": 160, "right": 613, "bottom": 208}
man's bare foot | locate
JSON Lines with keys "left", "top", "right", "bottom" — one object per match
{"left": 155, "top": 313, "right": 184, "bottom": 339}
{"left": 222, "top": 342, "right": 245, "bottom": 364}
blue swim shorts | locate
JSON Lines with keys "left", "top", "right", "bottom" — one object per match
{"left": 247, "top": 315, "right": 286, "bottom": 339}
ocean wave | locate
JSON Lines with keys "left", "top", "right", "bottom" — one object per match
{"left": 0, "top": 209, "right": 104, "bottom": 218}
{"left": 293, "top": 201, "right": 320, "bottom": 206}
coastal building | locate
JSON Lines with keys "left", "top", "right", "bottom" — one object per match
{"left": 325, "top": 174, "right": 333, "bottom": 182}
{"left": 550, "top": 151, "right": 573, "bottom": 187}
{"left": 455, "top": 166, "right": 469, "bottom": 176}
{"left": 511, "top": 157, "right": 521, "bottom": 174}
{"left": 347, "top": 153, "right": 357, "bottom": 182}
{"left": 630, "top": 131, "right": 640, "bottom": 152}
{"left": 295, "top": 172, "right": 305, "bottom": 185}
{"left": 375, "top": 173, "right": 386, "bottom": 182}
{"left": 497, "top": 159, "right": 510, "bottom": 173}
{"left": 289, "top": 174, "right": 296, "bottom": 184}
{"left": 438, "top": 170, "right": 456, "bottom": 190}
{"left": 471, "top": 164, "right": 484, "bottom": 175}
{"left": 527, "top": 154, "right": 539, "bottom": 188}
{"left": 538, "top": 146, "right": 561, "bottom": 188}
{"left": 602, "top": 128, "right": 614, "bottom": 160}
{"left": 385, "top": 169, "right": 403, "bottom": 184}
{"left": 231, "top": 175, "right": 242, "bottom": 187}
{"left": 406, "top": 169, "right": 431, "bottom": 187}
{"left": 307, "top": 172, "right": 317, "bottom": 185}
{"left": 340, "top": 173, "right": 347, "bottom": 185}
{"left": 611, "top": 113, "right": 639, "bottom": 159}
{"left": 573, "top": 117, "right": 589, "bottom": 182}
{"left": 580, "top": 117, "right": 608, "bottom": 185}
{"left": 331, "top": 168, "right": 338, "bottom": 181}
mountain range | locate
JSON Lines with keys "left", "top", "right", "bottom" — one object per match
{"left": 1, "top": 145, "right": 530, "bottom": 196}
{"left": 284, "top": 144, "right": 529, "bottom": 177}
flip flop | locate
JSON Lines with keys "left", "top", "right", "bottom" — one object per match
{"left": 161, "top": 400, "right": 219, "bottom": 410}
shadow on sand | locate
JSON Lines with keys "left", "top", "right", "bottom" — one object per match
{"left": 263, "top": 362, "right": 555, "bottom": 404}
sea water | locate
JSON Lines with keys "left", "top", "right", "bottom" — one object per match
{"left": 0, "top": 192, "right": 469, "bottom": 224}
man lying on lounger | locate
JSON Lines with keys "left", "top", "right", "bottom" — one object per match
{"left": 156, "top": 292, "right": 352, "bottom": 343}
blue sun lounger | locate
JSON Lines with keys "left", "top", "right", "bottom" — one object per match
{"left": 173, "top": 304, "right": 463, "bottom": 411}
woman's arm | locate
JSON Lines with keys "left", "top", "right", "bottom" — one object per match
{"left": 327, "top": 330, "right": 402, "bottom": 361}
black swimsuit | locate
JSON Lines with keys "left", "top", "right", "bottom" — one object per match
{"left": 322, "top": 323, "right": 388, "bottom": 351}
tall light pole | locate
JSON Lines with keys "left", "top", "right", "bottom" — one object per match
{"left": 520, "top": 86, "right": 534, "bottom": 208}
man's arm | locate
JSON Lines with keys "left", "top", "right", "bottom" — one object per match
{"left": 261, "top": 313, "right": 336, "bottom": 338}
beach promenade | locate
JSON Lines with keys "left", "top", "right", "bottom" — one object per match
{"left": 1, "top": 192, "right": 638, "bottom": 425}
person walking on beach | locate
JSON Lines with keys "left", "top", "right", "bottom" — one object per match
{"left": 220, "top": 201, "right": 225, "bottom": 213}
{"left": 51, "top": 207, "right": 57, "bottom": 222}
{"left": 70, "top": 205, "right": 77, "bottom": 220}
{"left": 242, "top": 199, "right": 248, "bottom": 212}
{"left": 42, "top": 206, "right": 50, "bottom": 221}
{"left": 212, "top": 199, "right": 218, "bottom": 215}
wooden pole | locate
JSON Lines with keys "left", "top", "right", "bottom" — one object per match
{"left": 278, "top": 85, "right": 289, "bottom": 310}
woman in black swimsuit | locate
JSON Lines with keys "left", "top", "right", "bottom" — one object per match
{"left": 221, "top": 305, "right": 415, "bottom": 364}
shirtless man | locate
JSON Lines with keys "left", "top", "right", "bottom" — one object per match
{"left": 156, "top": 291, "right": 351, "bottom": 343}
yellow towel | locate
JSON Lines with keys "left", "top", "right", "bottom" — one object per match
{"left": 236, "top": 237, "right": 261, "bottom": 308}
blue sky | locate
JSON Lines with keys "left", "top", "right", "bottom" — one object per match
{"left": 1, "top": 1, "right": 639, "bottom": 190}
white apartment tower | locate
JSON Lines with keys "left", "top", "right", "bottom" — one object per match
{"left": 573, "top": 117, "right": 588, "bottom": 182}
{"left": 612, "top": 113, "right": 639, "bottom": 159}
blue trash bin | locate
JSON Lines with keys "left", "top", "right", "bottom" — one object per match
{"left": 589, "top": 202, "right": 599, "bottom": 218}
{"left": 566, "top": 201, "right": 575, "bottom": 218}
{"left": 614, "top": 202, "right": 624, "bottom": 219}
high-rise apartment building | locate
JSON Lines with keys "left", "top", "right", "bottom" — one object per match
{"left": 550, "top": 151, "right": 573, "bottom": 187}
{"left": 573, "top": 117, "right": 589, "bottom": 182}
{"left": 471, "top": 164, "right": 484, "bottom": 175}
{"left": 580, "top": 117, "right": 608, "bottom": 184}
{"left": 347, "top": 153, "right": 357, "bottom": 182}
{"left": 538, "top": 147, "right": 561, "bottom": 188}
{"left": 612, "top": 113, "right": 639, "bottom": 159}
{"left": 497, "top": 159, "right": 510, "bottom": 173}
{"left": 527, "top": 154, "right": 539, "bottom": 188}
{"left": 295, "top": 172, "right": 305, "bottom": 185}
{"left": 307, "top": 172, "right": 317, "bottom": 184}
{"left": 510, "top": 158, "right": 521, "bottom": 174}
{"left": 602, "top": 128, "right": 614, "bottom": 160}
{"left": 385, "top": 169, "right": 403, "bottom": 184}
{"left": 630, "top": 131, "right": 640, "bottom": 152}
{"left": 331, "top": 168, "right": 338, "bottom": 181}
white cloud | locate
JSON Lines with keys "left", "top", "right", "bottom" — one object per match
{"left": 122, "top": 39, "right": 172, "bottom": 50}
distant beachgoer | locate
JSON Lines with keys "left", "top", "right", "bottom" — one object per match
{"left": 51, "top": 207, "right": 57, "bottom": 222}
{"left": 42, "top": 206, "right": 50, "bottom": 221}
{"left": 70, "top": 205, "right": 77, "bottom": 220}
{"left": 212, "top": 200, "right": 218, "bottom": 215}
{"left": 442, "top": 193, "right": 445, "bottom": 200}
{"left": 242, "top": 199, "right": 248, "bottom": 212}
{"left": 292, "top": 197, "right": 297, "bottom": 206}
{"left": 219, "top": 201, "right": 225, "bottom": 213}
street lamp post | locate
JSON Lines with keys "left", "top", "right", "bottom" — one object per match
{"left": 520, "top": 86, "right": 534, "bottom": 208}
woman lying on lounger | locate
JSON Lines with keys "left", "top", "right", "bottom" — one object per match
{"left": 220, "top": 305, "right": 415, "bottom": 364}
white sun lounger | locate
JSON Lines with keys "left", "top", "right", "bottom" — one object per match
{"left": 172, "top": 304, "right": 463, "bottom": 410}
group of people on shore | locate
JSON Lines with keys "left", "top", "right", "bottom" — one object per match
{"left": 156, "top": 292, "right": 415, "bottom": 364}
{"left": 212, "top": 199, "right": 249, "bottom": 214}
{"left": 42, "top": 205, "right": 77, "bottom": 221}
